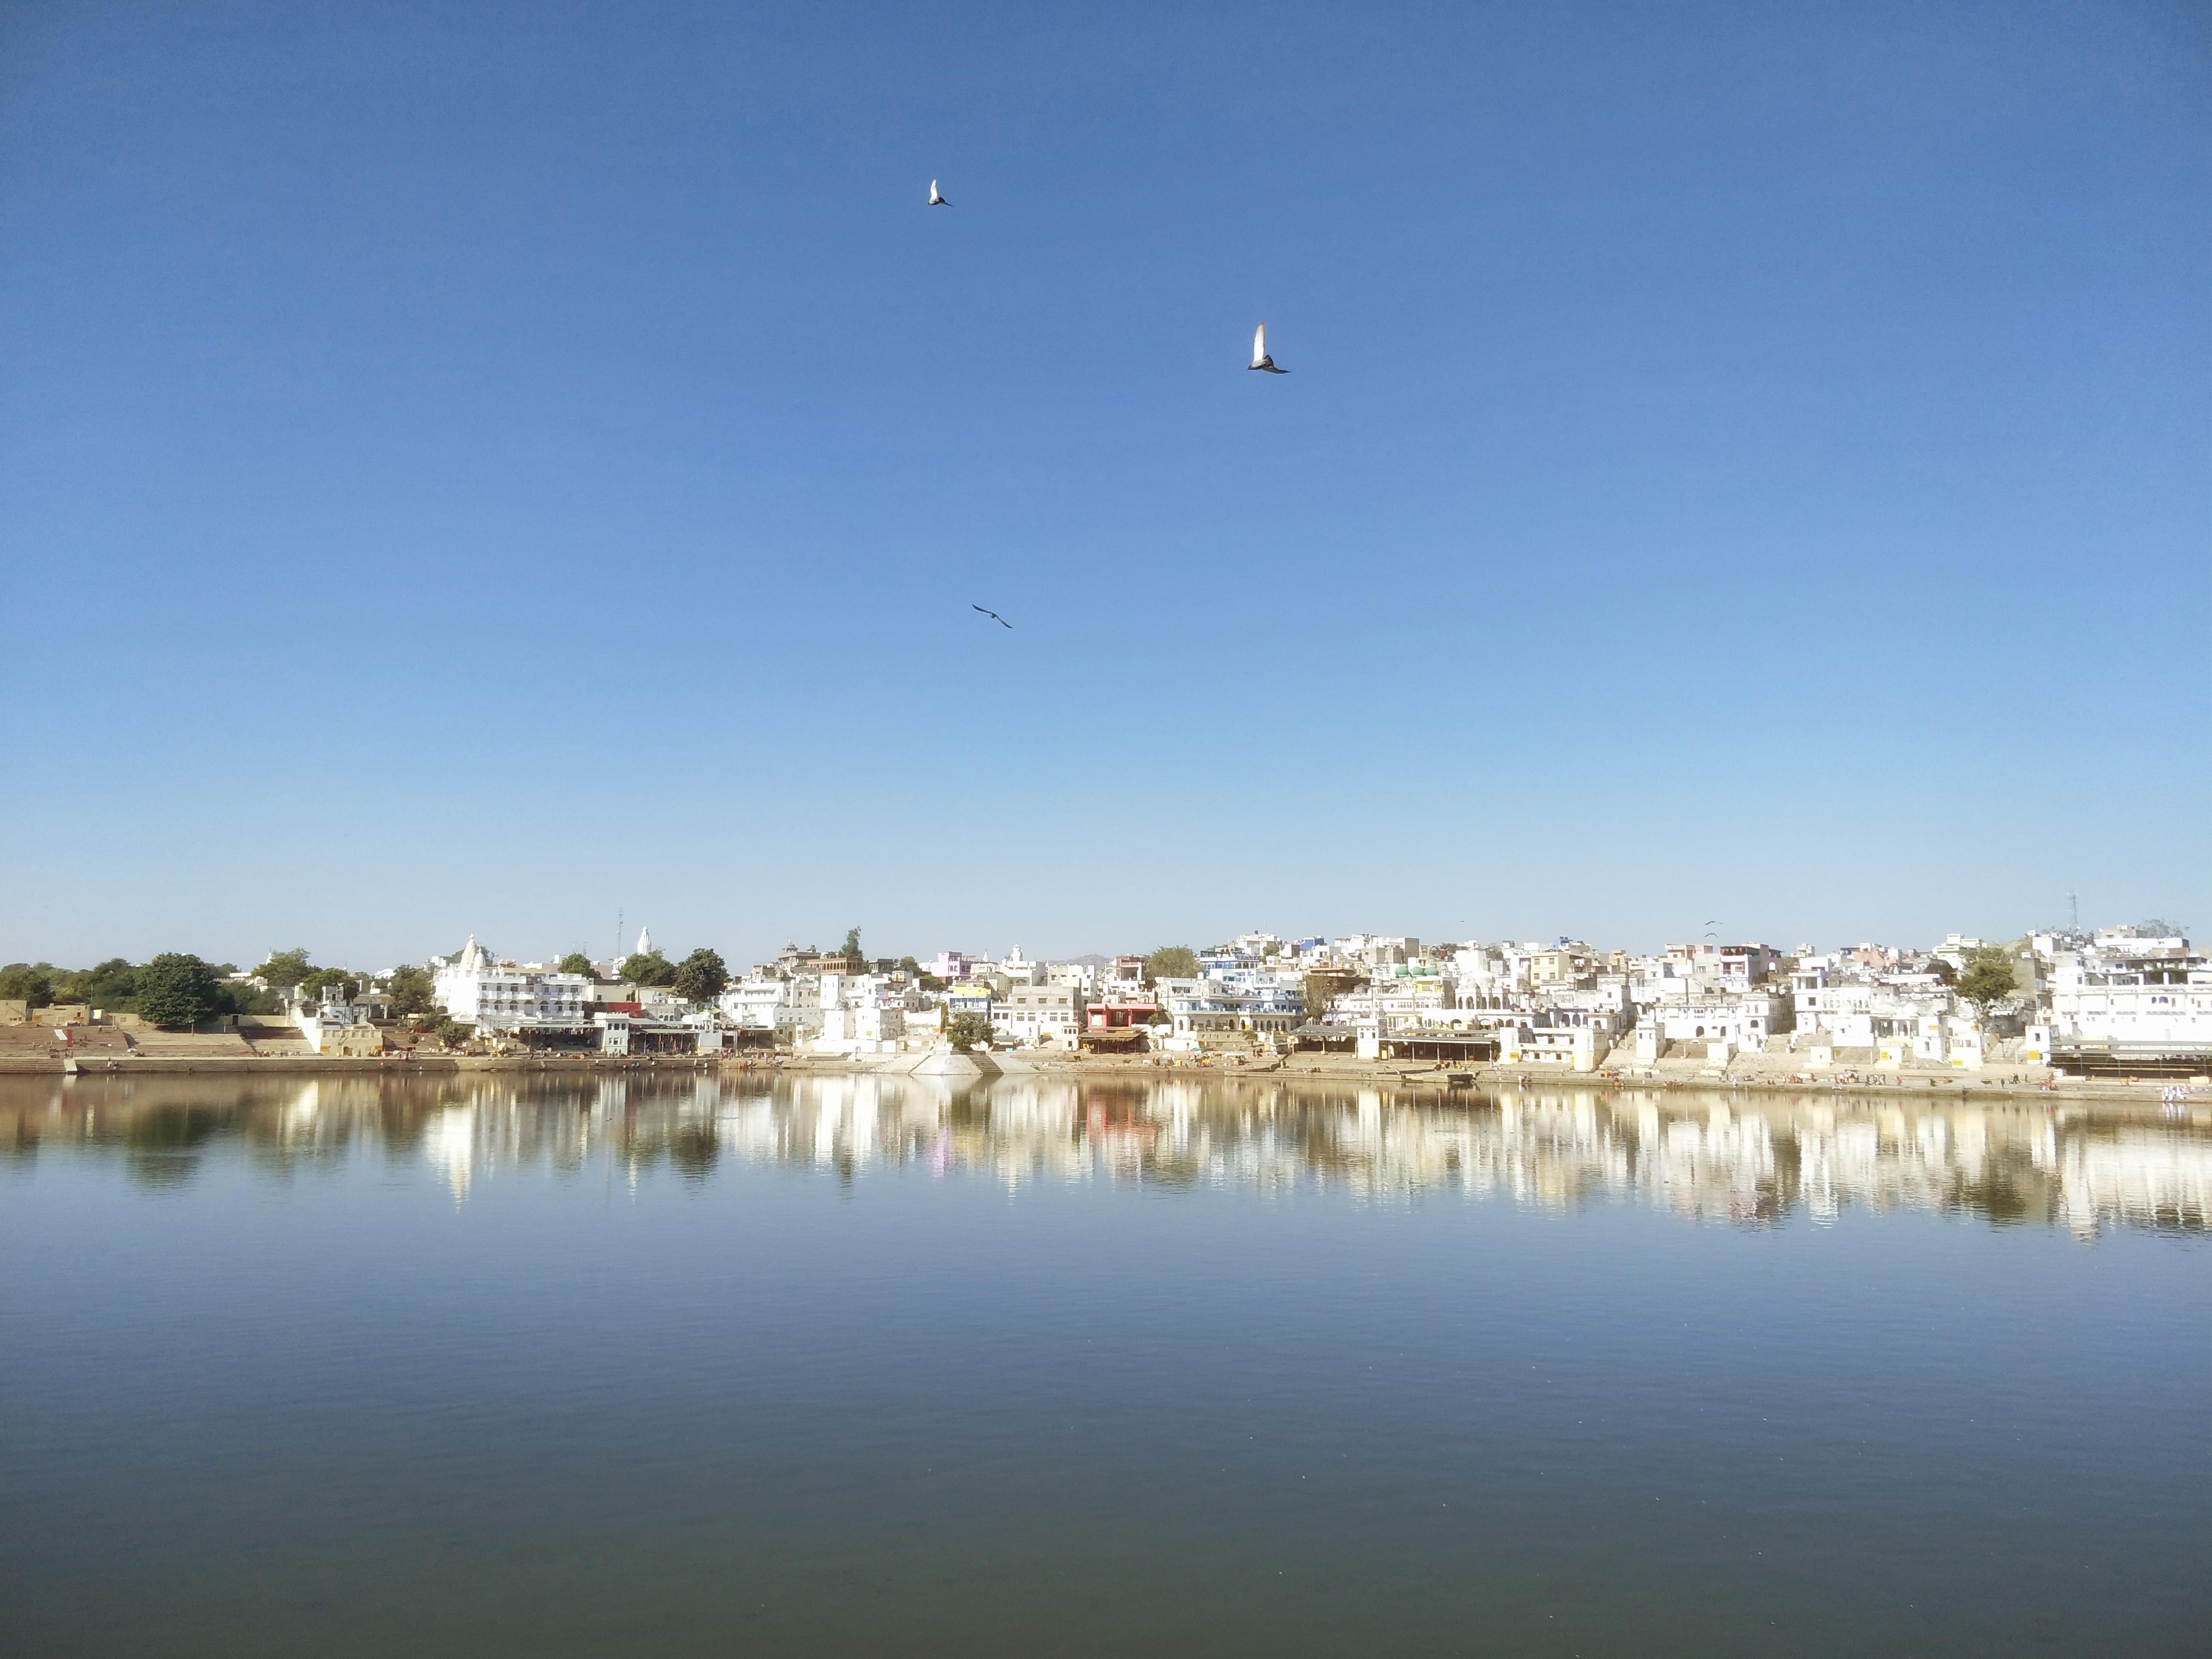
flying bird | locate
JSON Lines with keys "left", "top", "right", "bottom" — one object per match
{"left": 927, "top": 179, "right": 950, "bottom": 206}
{"left": 1247, "top": 322, "right": 1287, "bottom": 373}
{"left": 972, "top": 604, "right": 1012, "bottom": 628}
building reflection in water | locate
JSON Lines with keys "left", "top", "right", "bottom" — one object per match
{"left": 3, "top": 1073, "right": 2206, "bottom": 1238}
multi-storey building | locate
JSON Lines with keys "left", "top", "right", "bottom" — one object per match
{"left": 1647, "top": 992, "right": 1793, "bottom": 1055}
{"left": 995, "top": 983, "right": 1084, "bottom": 1048}
{"left": 994, "top": 946, "right": 1045, "bottom": 986}
{"left": 2048, "top": 939, "right": 2212, "bottom": 1071}
{"left": 1498, "top": 1016, "right": 1606, "bottom": 1071}
{"left": 296, "top": 986, "right": 384, "bottom": 1056}
{"left": 720, "top": 974, "right": 792, "bottom": 1031}
{"left": 432, "top": 937, "right": 593, "bottom": 1034}
{"left": 1530, "top": 944, "right": 1595, "bottom": 988}
{"left": 1154, "top": 977, "right": 1303, "bottom": 1050}
{"left": 1047, "top": 960, "right": 1099, "bottom": 996}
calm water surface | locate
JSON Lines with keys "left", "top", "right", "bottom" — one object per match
{"left": 2, "top": 1072, "right": 2208, "bottom": 1657}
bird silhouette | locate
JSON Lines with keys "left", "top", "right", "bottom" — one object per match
{"left": 1247, "top": 322, "right": 1287, "bottom": 373}
{"left": 972, "top": 604, "right": 1011, "bottom": 628}
{"left": 928, "top": 179, "right": 950, "bottom": 206}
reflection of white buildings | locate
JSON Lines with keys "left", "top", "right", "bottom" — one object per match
{"left": 675, "top": 1080, "right": 2212, "bottom": 1235}
{"left": 1634, "top": 1101, "right": 1776, "bottom": 1220}
{"left": 59, "top": 1074, "right": 2202, "bottom": 1239}
{"left": 2056, "top": 1131, "right": 2212, "bottom": 1238}
{"left": 423, "top": 1105, "right": 477, "bottom": 1203}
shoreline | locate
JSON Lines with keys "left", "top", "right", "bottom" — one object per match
{"left": 0, "top": 1053, "right": 732, "bottom": 1078}
{"left": 980, "top": 1055, "right": 2203, "bottom": 1112}
{"left": 6, "top": 1048, "right": 2200, "bottom": 1113}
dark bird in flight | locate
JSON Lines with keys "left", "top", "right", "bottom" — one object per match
{"left": 973, "top": 604, "right": 1011, "bottom": 628}
{"left": 1247, "top": 321, "right": 1287, "bottom": 373}
{"left": 928, "top": 179, "right": 950, "bottom": 205}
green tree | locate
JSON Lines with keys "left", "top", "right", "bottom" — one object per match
{"left": 71, "top": 958, "right": 143, "bottom": 1011}
{"left": 672, "top": 948, "right": 730, "bottom": 1004}
{"left": 136, "top": 954, "right": 224, "bottom": 1029}
{"left": 383, "top": 965, "right": 436, "bottom": 1018}
{"left": 947, "top": 1011, "right": 994, "bottom": 1053}
{"left": 1955, "top": 947, "right": 2019, "bottom": 1017}
{"left": 624, "top": 950, "right": 677, "bottom": 987}
{"left": 0, "top": 962, "right": 58, "bottom": 1007}
{"left": 898, "top": 956, "right": 921, "bottom": 975}
{"left": 842, "top": 926, "right": 864, "bottom": 962}
{"left": 1144, "top": 946, "right": 1200, "bottom": 983}
{"left": 557, "top": 952, "right": 596, "bottom": 977}
{"left": 228, "top": 984, "right": 286, "bottom": 1016}
{"left": 254, "top": 948, "right": 314, "bottom": 992}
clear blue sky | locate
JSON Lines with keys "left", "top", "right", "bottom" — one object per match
{"left": 2, "top": 1, "right": 2205, "bottom": 971}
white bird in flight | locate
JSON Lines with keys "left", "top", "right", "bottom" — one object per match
{"left": 1247, "top": 322, "right": 1286, "bottom": 373}
{"left": 927, "top": 179, "right": 950, "bottom": 206}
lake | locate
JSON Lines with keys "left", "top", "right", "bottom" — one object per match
{"left": 2, "top": 1071, "right": 2207, "bottom": 1656}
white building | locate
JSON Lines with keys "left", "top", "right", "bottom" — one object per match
{"left": 1498, "top": 1020, "right": 1604, "bottom": 1071}
{"left": 1156, "top": 977, "right": 1303, "bottom": 1051}
{"left": 816, "top": 1002, "right": 905, "bottom": 1056}
{"left": 432, "top": 937, "right": 594, "bottom": 1034}
{"left": 995, "top": 946, "right": 1045, "bottom": 986}
{"left": 720, "top": 974, "right": 792, "bottom": 1031}
{"left": 1790, "top": 966, "right": 1879, "bottom": 1035}
{"left": 1046, "top": 959, "right": 1100, "bottom": 996}
{"left": 1648, "top": 992, "right": 1794, "bottom": 1057}
{"left": 995, "top": 983, "right": 1084, "bottom": 1048}
{"left": 709, "top": 971, "right": 820, "bottom": 1042}
{"left": 810, "top": 974, "right": 908, "bottom": 1056}
{"left": 1788, "top": 967, "right": 1964, "bottom": 1053}
{"left": 2048, "top": 944, "right": 2212, "bottom": 1068}
{"left": 296, "top": 986, "right": 383, "bottom": 1055}
{"left": 1451, "top": 944, "right": 1527, "bottom": 1000}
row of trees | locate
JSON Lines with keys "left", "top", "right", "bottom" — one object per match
{"left": 254, "top": 950, "right": 442, "bottom": 1018}
{"left": 263, "top": 943, "right": 737, "bottom": 1010}
{"left": 0, "top": 954, "right": 261, "bottom": 1029}
{"left": 0, "top": 950, "right": 450, "bottom": 1030}
{"left": 251, "top": 948, "right": 417, "bottom": 1010}
{"left": 4, "top": 928, "right": 2048, "bottom": 1043}
{"left": 7, "top": 931, "right": 899, "bottom": 1032}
